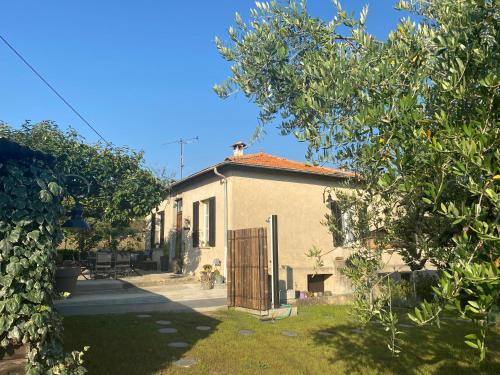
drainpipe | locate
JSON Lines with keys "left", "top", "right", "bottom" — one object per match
{"left": 213, "top": 167, "right": 228, "bottom": 277}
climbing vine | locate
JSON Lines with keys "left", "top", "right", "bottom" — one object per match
{"left": 0, "top": 151, "right": 86, "bottom": 374}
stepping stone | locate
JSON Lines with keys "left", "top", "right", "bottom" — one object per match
{"left": 351, "top": 328, "right": 363, "bottom": 333}
{"left": 156, "top": 320, "right": 171, "bottom": 325}
{"left": 195, "top": 325, "right": 211, "bottom": 331}
{"left": 261, "top": 320, "right": 275, "bottom": 324}
{"left": 318, "top": 331, "right": 333, "bottom": 336}
{"left": 168, "top": 342, "right": 189, "bottom": 348}
{"left": 158, "top": 328, "right": 178, "bottom": 334}
{"left": 281, "top": 330, "right": 298, "bottom": 337}
{"left": 136, "top": 314, "right": 151, "bottom": 318}
{"left": 238, "top": 329, "right": 254, "bottom": 336}
{"left": 173, "top": 359, "right": 196, "bottom": 368}
{"left": 399, "top": 324, "right": 413, "bottom": 328}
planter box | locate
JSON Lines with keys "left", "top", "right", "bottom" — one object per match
{"left": 0, "top": 343, "right": 27, "bottom": 375}
{"left": 55, "top": 266, "right": 80, "bottom": 295}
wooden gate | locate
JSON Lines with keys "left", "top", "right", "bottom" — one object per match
{"left": 227, "top": 228, "right": 270, "bottom": 311}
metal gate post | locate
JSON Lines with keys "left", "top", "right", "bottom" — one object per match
{"left": 269, "top": 215, "right": 279, "bottom": 309}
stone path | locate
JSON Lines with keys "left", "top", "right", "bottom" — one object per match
{"left": 156, "top": 320, "right": 171, "bottom": 325}
{"left": 195, "top": 326, "right": 211, "bottom": 331}
{"left": 281, "top": 330, "right": 298, "bottom": 337}
{"left": 136, "top": 314, "right": 151, "bottom": 318}
{"left": 173, "top": 359, "right": 196, "bottom": 368}
{"left": 158, "top": 327, "right": 178, "bottom": 334}
{"left": 238, "top": 329, "right": 254, "bottom": 336}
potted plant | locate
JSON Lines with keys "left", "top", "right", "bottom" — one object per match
{"left": 213, "top": 269, "right": 224, "bottom": 284}
{"left": 200, "top": 264, "right": 214, "bottom": 290}
{"left": 55, "top": 253, "right": 80, "bottom": 296}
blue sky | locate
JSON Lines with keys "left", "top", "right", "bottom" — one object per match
{"left": 0, "top": 1, "right": 406, "bottom": 178}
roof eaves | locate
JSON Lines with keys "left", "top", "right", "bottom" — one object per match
{"left": 224, "top": 160, "right": 353, "bottom": 178}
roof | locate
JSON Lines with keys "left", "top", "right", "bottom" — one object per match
{"left": 225, "top": 153, "right": 355, "bottom": 178}
{"left": 171, "top": 152, "right": 355, "bottom": 189}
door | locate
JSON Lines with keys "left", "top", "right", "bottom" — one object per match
{"left": 227, "top": 227, "right": 270, "bottom": 311}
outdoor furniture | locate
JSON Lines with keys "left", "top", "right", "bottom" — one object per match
{"left": 94, "top": 252, "right": 112, "bottom": 278}
{"left": 114, "top": 252, "right": 131, "bottom": 278}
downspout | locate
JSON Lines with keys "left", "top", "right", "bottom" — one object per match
{"left": 213, "top": 167, "right": 228, "bottom": 277}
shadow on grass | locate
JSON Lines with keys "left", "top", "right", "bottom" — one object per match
{"left": 59, "top": 279, "right": 224, "bottom": 375}
{"left": 312, "top": 318, "right": 500, "bottom": 375}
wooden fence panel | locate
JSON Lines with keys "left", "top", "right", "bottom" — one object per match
{"left": 227, "top": 227, "right": 269, "bottom": 311}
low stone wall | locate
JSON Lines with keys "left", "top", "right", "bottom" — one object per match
{"left": 294, "top": 293, "right": 354, "bottom": 306}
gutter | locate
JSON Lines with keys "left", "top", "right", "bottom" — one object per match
{"left": 213, "top": 167, "right": 228, "bottom": 278}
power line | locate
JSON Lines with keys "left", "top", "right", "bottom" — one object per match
{"left": 0, "top": 34, "right": 110, "bottom": 145}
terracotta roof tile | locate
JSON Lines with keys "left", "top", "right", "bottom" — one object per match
{"left": 225, "top": 152, "right": 354, "bottom": 177}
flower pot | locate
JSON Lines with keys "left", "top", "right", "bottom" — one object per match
{"left": 214, "top": 274, "right": 224, "bottom": 284}
{"left": 200, "top": 271, "right": 214, "bottom": 290}
{"left": 54, "top": 266, "right": 80, "bottom": 295}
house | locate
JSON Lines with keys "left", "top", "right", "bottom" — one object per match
{"left": 147, "top": 142, "right": 412, "bottom": 295}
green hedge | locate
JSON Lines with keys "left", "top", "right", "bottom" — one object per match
{"left": 0, "top": 155, "right": 86, "bottom": 374}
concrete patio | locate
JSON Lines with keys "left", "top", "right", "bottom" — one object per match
{"left": 55, "top": 275, "right": 227, "bottom": 316}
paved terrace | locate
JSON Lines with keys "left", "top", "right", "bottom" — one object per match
{"left": 55, "top": 274, "right": 227, "bottom": 316}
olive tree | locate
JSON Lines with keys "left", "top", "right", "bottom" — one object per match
{"left": 215, "top": 0, "right": 499, "bottom": 360}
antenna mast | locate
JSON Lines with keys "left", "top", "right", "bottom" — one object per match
{"left": 164, "top": 137, "right": 199, "bottom": 179}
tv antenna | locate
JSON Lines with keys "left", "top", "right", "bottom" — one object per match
{"left": 164, "top": 136, "right": 199, "bottom": 179}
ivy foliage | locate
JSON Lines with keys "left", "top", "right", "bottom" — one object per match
{"left": 216, "top": 0, "right": 499, "bottom": 360}
{"left": 1, "top": 121, "right": 170, "bottom": 250}
{"left": 0, "top": 152, "right": 86, "bottom": 374}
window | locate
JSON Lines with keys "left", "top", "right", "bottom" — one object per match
{"left": 175, "top": 199, "right": 183, "bottom": 214}
{"left": 192, "top": 197, "right": 215, "bottom": 247}
{"left": 342, "top": 209, "right": 355, "bottom": 245}
{"left": 331, "top": 201, "right": 355, "bottom": 247}
{"left": 202, "top": 200, "right": 210, "bottom": 246}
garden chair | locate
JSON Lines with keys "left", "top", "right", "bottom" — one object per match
{"left": 94, "top": 252, "right": 112, "bottom": 279}
{"left": 114, "top": 252, "right": 131, "bottom": 278}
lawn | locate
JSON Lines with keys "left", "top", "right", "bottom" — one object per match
{"left": 63, "top": 305, "right": 500, "bottom": 375}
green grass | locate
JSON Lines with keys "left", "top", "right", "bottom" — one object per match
{"left": 63, "top": 305, "right": 500, "bottom": 375}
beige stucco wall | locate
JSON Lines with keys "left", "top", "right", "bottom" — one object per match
{"left": 155, "top": 174, "right": 229, "bottom": 276}
{"left": 229, "top": 169, "right": 355, "bottom": 293}
{"left": 151, "top": 167, "right": 417, "bottom": 294}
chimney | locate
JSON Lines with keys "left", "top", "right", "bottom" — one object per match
{"left": 231, "top": 141, "right": 247, "bottom": 157}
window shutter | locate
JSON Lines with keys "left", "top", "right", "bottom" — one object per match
{"left": 331, "top": 201, "right": 343, "bottom": 247}
{"left": 159, "top": 211, "right": 165, "bottom": 247}
{"left": 150, "top": 213, "right": 156, "bottom": 248}
{"left": 192, "top": 202, "right": 199, "bottom": 247}
{"left": 208, "top": 197, "right": 216, "bottom": 247}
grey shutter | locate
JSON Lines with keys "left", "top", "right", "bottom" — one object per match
{"left": 193, "top": 202, "right": 199, "bottom": 247}
{"left": 208, "top": 197, "right": 216, "bottom": 247}
{"left": 331, "top": 201, "right": 343, "bottom": 246}
{"left": 150, "top": 213, "right": 156, "bottom": 248}
{"left": 159, "top": 211, "right": 165, "bottom": 246}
